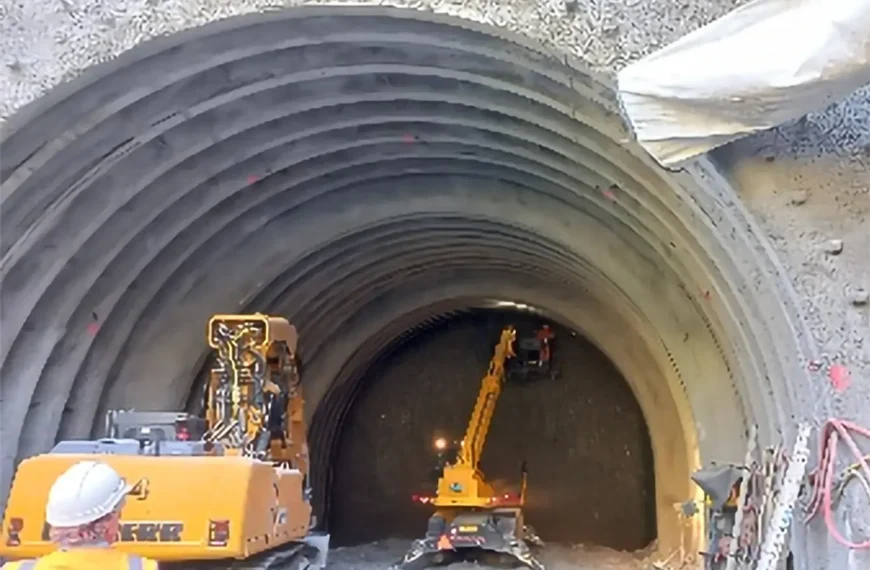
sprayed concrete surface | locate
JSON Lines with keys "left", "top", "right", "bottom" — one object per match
{"left": 0, "top": 2, "right": 868, "bottom": 570}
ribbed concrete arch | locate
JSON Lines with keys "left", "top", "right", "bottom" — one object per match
{"left": 0, "top": 6, "right": 814, "bottom": 558}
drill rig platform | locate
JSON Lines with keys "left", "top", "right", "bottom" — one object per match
{"left": 395, "top": 327, "right": 545, "bottom": 570}
{"left": 0, "top": 313, "right": 329, "bottom": 570}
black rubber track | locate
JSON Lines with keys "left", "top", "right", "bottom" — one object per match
{"left": 0, "top": 7, "right": 815, "bottom": 543}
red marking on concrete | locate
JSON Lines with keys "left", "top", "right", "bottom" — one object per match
{"left": 703, "top": 290, "right": 712, "bottom": 301}
{"left": 402, "top": 133, "right": 416, "bottom": 144}
{"left": 828, "top": 364, "right": 851, "bottom": 393}
{"left": 86, "top": 322, "right": 100, "bottom": 336}
{"left": 602, "top": 189, "right": 616, "bottom": 200}
{"left": 247, "top": 175, "right": 259, "bottom": 185}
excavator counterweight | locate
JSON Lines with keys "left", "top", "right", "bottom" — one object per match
{"left": 0, "top": 314, "right": 328, "bottom": 570}
{"left": 396, "top": 326, "right": 547, "bottom": 570}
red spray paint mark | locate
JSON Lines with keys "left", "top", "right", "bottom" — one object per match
{"left": 86, "top": 322, "right": 101, "bottom": 336}
{"left": 402, "top": 133, "right": 416, "bottom": 144}
{"left": 828, "top": 364, "right": 851, "bottom": 393}
{"left": 247, "top": 175, "right": 259, "bottom": 185}
{"left": 602, "top": 189, "right": 616, "bottom": 200}
{"left": 702, "top": 290, "right": 712, "bottom": 301}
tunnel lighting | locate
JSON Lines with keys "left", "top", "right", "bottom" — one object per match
{"left": 434, "top": 437, "right": 447, "bottom": 450}
{"left": 480, "top": 300, "right": 545, "bottom": 314}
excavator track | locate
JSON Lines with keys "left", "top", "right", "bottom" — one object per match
{"left": 164, "top": 533, "right": 330, "bottom": 570}
{"left": 164, "top": 535, "right": 329, "bottom": 570}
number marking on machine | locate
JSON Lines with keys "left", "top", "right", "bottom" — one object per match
{"left": 129, "top": 478, "right": 150, "bottom": 500}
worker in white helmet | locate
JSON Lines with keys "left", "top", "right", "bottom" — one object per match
{"left": 1, "top": 460, "right": 159, "bottom": 570}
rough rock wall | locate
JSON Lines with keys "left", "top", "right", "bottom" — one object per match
{"left": 1, "top": 0, "right": 868, "bottom": 568}
{"left": 712, "top": 96, "right": 870, "bottom": 568}
{"left": 1, "top": 0, "right": 749, "bottom": 119}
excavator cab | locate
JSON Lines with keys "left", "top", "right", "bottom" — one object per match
{"left": 507, "top": 324, "right": 558, "bottom": 382}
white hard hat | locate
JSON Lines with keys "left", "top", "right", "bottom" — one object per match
{"left": 45, "top": 461, "right": 132, "bottom": 527}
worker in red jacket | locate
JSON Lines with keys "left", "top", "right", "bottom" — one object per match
{"left": 535, "top": 324, "right": 555, "bottom": 366}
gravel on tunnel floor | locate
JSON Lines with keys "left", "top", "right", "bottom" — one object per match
{"left": 326, "top": 539, "right": 651, "bottom": 570}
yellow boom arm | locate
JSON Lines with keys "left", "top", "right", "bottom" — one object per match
{"left": 458, "top": 327, "right": 516, "bottom": 468}
{"left": 434, "top": 326, "right": 516, "bottom": 508}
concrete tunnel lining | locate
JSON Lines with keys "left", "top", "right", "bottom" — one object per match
{"left": 0, "top": 5, "right": 815, "bottom": 557}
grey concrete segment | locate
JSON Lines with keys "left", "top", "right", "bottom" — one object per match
{"left": 0, "top": 5, "right": 867, "bottom": 570}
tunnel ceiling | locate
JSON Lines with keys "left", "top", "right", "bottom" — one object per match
{"left": 0, "top": 6, "right": 813, "bottom": 547}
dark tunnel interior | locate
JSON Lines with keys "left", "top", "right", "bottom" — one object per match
{"left": 328, "top": 309, "right": 656, "bottom": 551}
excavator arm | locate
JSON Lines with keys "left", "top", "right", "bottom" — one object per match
{"left": 205, "top": 314, "right": 309, "bottom": 475}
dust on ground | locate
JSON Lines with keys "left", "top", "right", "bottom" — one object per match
{"left": 326, "top": 538, "right": 651, "bottom": 570}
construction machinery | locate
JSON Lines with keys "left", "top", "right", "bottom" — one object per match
{"left": 507, "top": 324, "right": 558, "bottom": 383}
{"left": 0, "top": 313, "right": 329, "bottom": 570}
{"left": 397, "top": 326, "right": 546, "bottom": 570}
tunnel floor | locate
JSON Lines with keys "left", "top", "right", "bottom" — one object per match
{"left": 326, "top": 539, "right": 650, "bottom": 570}
{"left": 329, "top": 310, "right": 656, "bottom": 552}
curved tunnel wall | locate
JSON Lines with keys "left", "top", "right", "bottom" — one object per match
{"left": 0, "top": 6, "right": 817, "bottom": 556}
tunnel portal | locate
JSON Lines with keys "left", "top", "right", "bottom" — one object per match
{"left": 0, "top": 6, "right": 811, "bottom": 559}
{"left": 330, "top": 309, "right": 657, "bottom": 550}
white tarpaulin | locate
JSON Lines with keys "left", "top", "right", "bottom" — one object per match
{"left": 616, "top": 0, "right": 870, "bottom": 167}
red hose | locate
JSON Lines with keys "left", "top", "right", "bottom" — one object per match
{"left": 804, "top": 418, "right": 870, "bottom": 549}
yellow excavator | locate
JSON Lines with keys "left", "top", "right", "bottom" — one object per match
{"left": 396, "top": 326, "right": 546, "bottom": 570}
{"left": 0, "top": 314, "right": 329, "bottom": 570}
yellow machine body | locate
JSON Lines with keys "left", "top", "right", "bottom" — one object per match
{"left": 434, "top": 466, "right": 496, "bottom": 508}
{"left": 0, "top": 453, "right": 310, "bottom": 561}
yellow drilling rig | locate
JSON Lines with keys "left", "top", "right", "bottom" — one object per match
{"left": 396, "top": 326, "right": 546, "bottom": 570}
